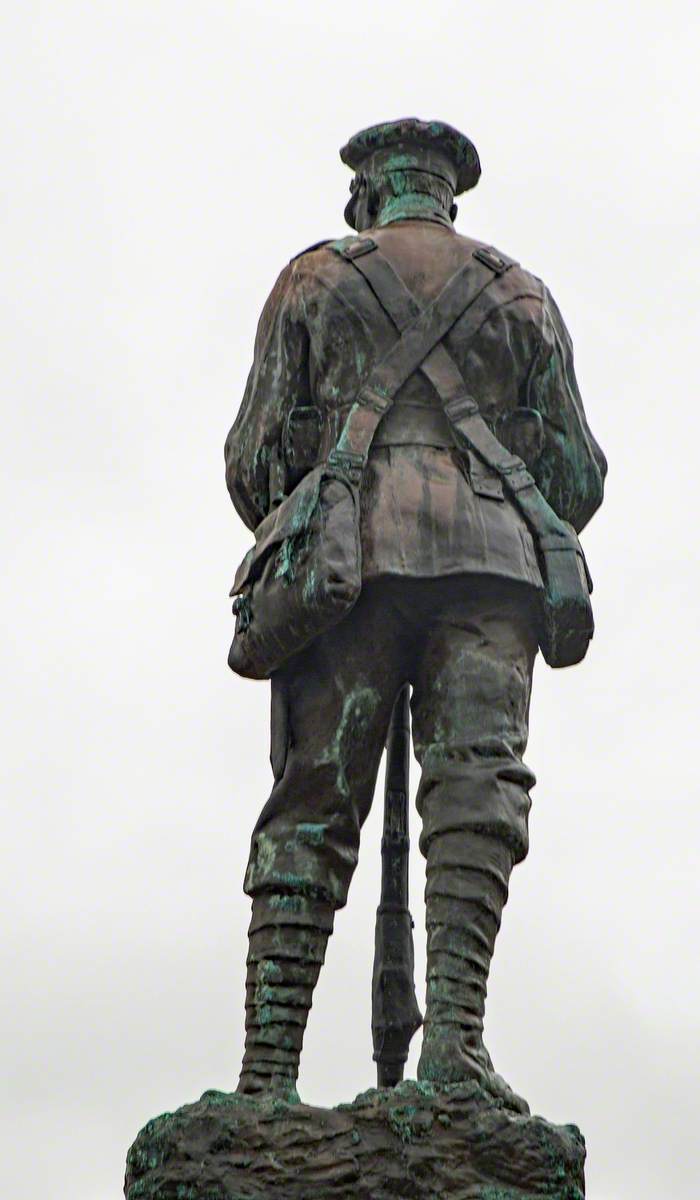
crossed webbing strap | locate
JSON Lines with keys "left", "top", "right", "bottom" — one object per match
{"left": 331, "top": 237, "right": 567, "bottom": 546}
{"left": 343, "top": 240, "right": 506, "bottom": 432}
{"left": 328, "top": 240, "right": 514, "bottom": 477}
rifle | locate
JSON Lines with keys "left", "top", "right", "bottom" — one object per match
{"left": 371, "top": 684, "right": 423, "bottom": 1087}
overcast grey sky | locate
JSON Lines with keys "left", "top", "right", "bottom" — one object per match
{"left": 2, "top": 3, "right": 698, "bottom": 1198}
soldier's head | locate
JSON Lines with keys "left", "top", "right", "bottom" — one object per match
{"left": 340, "top": 118, "right": 480, "bottom": 232}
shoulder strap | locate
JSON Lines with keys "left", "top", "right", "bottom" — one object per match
{"left": 329, "top": 239, "right": 512, "bottom": 478}
{"left": 337, "top": 239, "right": 568, "bottom": 545}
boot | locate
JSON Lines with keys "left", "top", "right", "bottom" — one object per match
{"left": 237, "top": 893, "right": 335, "bottom": 1100}
{"left": 416, "top": 832, "right": 529, "bottom": 1114}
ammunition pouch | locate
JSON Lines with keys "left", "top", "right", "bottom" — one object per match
{"left": 283, "top": 405, "right": 322, "bottom": 484}
{"left": 495, "top": 407, "right": 545, "bottom": 470}
{"left": 536, "top": 522, "right": 594, "bottom": 668}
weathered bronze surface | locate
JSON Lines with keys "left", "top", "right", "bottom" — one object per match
{"left": 125, "top": 117, "right": 606, "bottom": 1199}
{"left": 125, "top": 1082, "right": 586, "bottom": 1200}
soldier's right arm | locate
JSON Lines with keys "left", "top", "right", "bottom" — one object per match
{"left": 224, "top": 262, "right": 311, "bottom": 530}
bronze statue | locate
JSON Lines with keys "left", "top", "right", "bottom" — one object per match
{"left": 125, "top": 117, "right": 606, "bottom": 1200}
{"left": 223, "top": 118, "right": 606, "bottom": 1113}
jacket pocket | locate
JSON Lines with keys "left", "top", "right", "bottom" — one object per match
{"left": 467, "top": 449, "right": 504, "bottom": 500}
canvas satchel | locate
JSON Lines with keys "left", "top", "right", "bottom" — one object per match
{"left": 227, "top": 463, "right": 362, "bottom": 679}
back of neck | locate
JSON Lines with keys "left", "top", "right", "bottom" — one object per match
{"left": 376, "top": 192, "right": 453, "bottom": 228}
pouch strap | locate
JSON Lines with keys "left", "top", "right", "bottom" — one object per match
{"left": 442, "top": 396, "right": 567, "bottom": 542}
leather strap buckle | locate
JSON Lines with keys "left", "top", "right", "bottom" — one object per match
{"left": 473, "top": 246, "right": 510, "bottom": 274}
{"left": 328, "top": 448, "right": 365, "bottom": 482}
{"left": 444, "top": 395, "right": 479, "bottom": 422}
{"left": 357, "top": 385, "right": 392, "bottom": 415}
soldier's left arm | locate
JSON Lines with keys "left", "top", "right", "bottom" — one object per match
{"left": 525, "top": 287, "right": 607, "bottom": 533}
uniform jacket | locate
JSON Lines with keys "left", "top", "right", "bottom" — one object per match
{"left": 225, "top": 218, "right": 606, "bottom": 587}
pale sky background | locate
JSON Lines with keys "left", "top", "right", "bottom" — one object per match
{"left": 2, "top": 3, "right": 699, "bottom": 1198}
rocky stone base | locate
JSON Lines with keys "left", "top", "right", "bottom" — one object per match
{"left": 125, "top": 1080, "right": 585, "bottom": 1200}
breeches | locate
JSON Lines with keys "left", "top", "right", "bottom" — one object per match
{"left": 244, "top": 576, "right": 538, "bottom": 907}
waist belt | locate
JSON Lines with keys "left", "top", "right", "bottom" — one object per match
{"left": 372, "top": 403, "right": 454, "bottom": 448}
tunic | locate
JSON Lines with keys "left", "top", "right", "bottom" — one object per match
{"left": 225, "top": 218, "right": 606, "bottom": 588}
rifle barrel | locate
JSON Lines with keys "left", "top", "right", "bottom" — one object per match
{"left": 372, "top": 684, "right": 422, "bottom": 1088}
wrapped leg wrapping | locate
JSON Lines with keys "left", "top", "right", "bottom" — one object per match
{"left": 417, "top": 836, "right": 528, "bottom": 1112}
{"left": 237, "top": 894, "right": 335, "bottom": 1096}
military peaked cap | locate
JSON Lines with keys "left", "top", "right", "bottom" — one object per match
{"left": 340, "top": 117, "right": 481, "bottom": 196}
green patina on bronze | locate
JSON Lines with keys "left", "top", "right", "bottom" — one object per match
{"left": 273, "top": 537, "right": 296, "bottom": 584}
{"left": 295, "top": 821, "right": 327, "bottom": 845}
{"left": 268, "top": 891, "right": 315, "bottom": 913}
{"left": 376, "top": 190, "right": 449, "bottom": 226}
{"left": 252, "top": 831, "right": 276, "bottom": 878}
{"left": 316, "top": 685, "right": 382, "bottom": 798}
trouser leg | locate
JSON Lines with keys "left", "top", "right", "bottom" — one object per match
{"left": 410, "top": 579, "right": 538, "bottom": 1109}
{"left": 237, "top": 584, "right": 404, "bottom": 1095}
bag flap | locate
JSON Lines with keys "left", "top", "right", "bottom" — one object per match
{"left": 230, "top": 467, "right": 323, "bottom": 595}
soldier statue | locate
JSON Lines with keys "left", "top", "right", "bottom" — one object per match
{"left": 223, "top": 118, "right": 606, "bottom": 1113}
